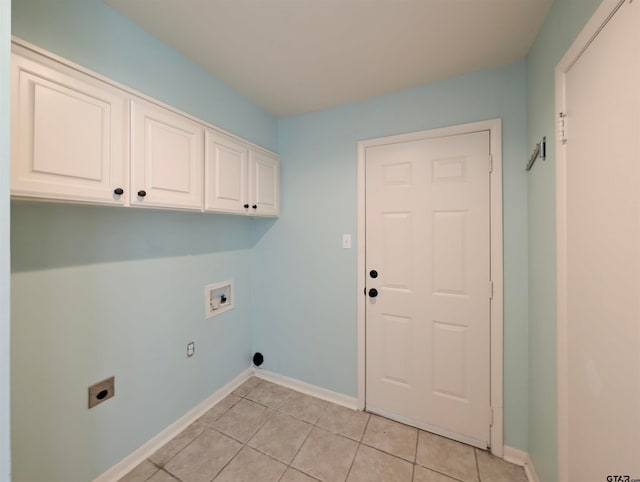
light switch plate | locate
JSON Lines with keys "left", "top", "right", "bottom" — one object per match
{"left": 342, "top": 234, "right": 352, "bottom": 249}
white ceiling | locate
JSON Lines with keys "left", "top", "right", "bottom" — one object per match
{"left": 104, "top": 0, "right": 553, "bottom": 118}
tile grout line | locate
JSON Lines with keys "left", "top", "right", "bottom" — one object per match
{"left": 157, "top": 390, "right": 247, "bottom": 481}
{"left": 358, "top": 413, "right": 419, "bottom": 480}
{"left": 411, "top": 427, "right": 420, "bottom": 482}
{"left": 205, "top": 441, "right": 244, "bottom": 482}
{"left": 197, "top": 379, "right": 273, "bottom": 482}
{"left": 279, "top": 422, "right": 319, "bottom": 481}
{"left": 218, "top": 382, "right": 287, "bottom": 480}
{"left": 158, "top": 424, "right": 209, "bottom": 478}
{"left": 239, "top": 379, "right": 323, "bottom": 482}
{"left": 344, "top": 443, "right": 362, "bottom": 482}
{"left": 276, "top": 382, "right": 365, "bottom": 482}
{"left": 358, "top": 413, "right": 372, "bottom": 443}
{"left": 280, "top": 394, "right": 331, "bottom": 482}
{"left": 341, "top": 409, "right": 372, "bottom": 482}
{"left": 414, "top": 461, "right": 467, "bottom": 482}
{"left": 358, "top": 439, "right": 417, "bottom": 464}
{"left": 208, "top": 384, "right": 279, "bottom": 481}
{"left": 163, "top": 468, "right": 187, "bottom": 482}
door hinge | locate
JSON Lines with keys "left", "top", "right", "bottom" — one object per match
{"left": 488, "top": 280, "right": 494, "bottom": 300}
{"left": 558, "top": 112, "right": 568, "bottom": 143}
{"left": 489, "top": 406, "right": 494, "bottom": 426}
{"left": 488, "top": 154, "right": 493, "bottom": 173}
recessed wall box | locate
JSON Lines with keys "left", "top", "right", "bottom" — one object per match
{"left": 88, "top": 376, "right": 115, "bottom": 408}
{"left": 205, "top": 280, "right": 234, "bottom": 318}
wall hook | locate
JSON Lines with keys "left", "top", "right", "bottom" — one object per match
{"left": 526, "top": 136, "right": 546, "bottom": 171}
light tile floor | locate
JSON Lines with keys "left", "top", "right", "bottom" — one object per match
{"left": 120, "top": 377, "right": 527, "bottom": 482}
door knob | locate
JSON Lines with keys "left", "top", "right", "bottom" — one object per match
{"left": 369, "top": 270, "right": 378, "bottom": 279}
{"left": 368, "top": 288, "right": 378, "bottom": 298}
{"left": 137, "top": 190, "right": 147, "bottom": 197}
{"left": 243, "top": 204, "right": 249, "bottom": 209}
{"left": 252, "top": 204, "right": 258, "bottom": 209}
{"left": 113, "top": 188, "right": 124, "bottom": 195}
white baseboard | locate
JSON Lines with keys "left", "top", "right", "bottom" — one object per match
{"left": 503, "top": 446, "right": 540, "bottom": 482}
{"left": 523, "top": 455, "right": 541, "bottom": 482}
{"left": 93, "top": 367, "right": 253, "bottom": 482}
{"left": 503, "top": 445, "right": 528, "bottom": 466}
{"left": 252, "top": 368, "right": 358, "bottom": 410}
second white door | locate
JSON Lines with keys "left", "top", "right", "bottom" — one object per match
{"left": 365, "top": 130, "right": 491, "bottom": 447}
{"left": 558, "top": 0, "right": 640, "bottom": 479}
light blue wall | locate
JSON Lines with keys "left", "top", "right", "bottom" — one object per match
{"left": 1, "top": 0, "right": 11, "bottom": 480}
{"left": 11, "top": 204, "right": 255, "bottom": 482}
{"left": 10, "top": 0, "right": 278, "bottom": 481}
{"left": 253, "top": 61, "right": 530, "bottom": 450}
{"left": 525, "top": 0, "right": 602, "bottom": 480}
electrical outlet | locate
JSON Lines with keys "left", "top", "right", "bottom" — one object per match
{"left": 187, "top": 342, "right": 195, "bottom": 357}
{"left": 88, "top": 376, "right": 115, "bottom": 408}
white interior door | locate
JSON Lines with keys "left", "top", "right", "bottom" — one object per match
{"left": 558, "top": 0, "right": 640, "bottom": 479}
{"left": 365, "top": 130, "right": 491, "bottom": 447}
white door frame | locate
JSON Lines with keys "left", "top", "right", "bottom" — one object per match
{"left": 356, "top": 119, "right": 504, "bottom": 456}
{"left": 555, "top": 1, "right": 628, "bottom": 480}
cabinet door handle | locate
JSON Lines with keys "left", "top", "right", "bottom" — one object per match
{"left": 368, "top": 288, "right": 378, "bottom": 298}
{"left": 113, "top": 188, "right": 124, "bottom": 195}
{"left": 137, "top": 190, "right": 147, "bottom": 197}
{"left": 252, "top": 204, "right": 257, "bottom": 209}
{"left": 243, "top": 204, "right": 250, "bottom": 209}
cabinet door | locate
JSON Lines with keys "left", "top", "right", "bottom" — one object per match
{"left": 11, "top": 50, "right": 127, "bottom": 204}
{"left": 131, "top": 99, "right": 203, "bottom": 211}
{"left": 204, "top": 130, "right": 249, "bottom": 214}
{"left": 249, "top": 149, "right": 279, "bottom": 217}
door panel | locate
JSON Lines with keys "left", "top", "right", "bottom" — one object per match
{"left": 432, "top": 321, "right": 468, "bottom": 400}
{"left": 249, "top": 149, "right": 279, "bottom": 217}
{"left": 205, "top": 131, "right": 248, "bottom": 214}
{"left": 382, "top": 213, "right": 412, "bottom": 289}
{"left": 365, "top": 131, "right": 491, "bottom": 446}
{"left": 148, "top": 121, "right": 191, "bottom": 191}
{"left": 433, "top": 211, "right": 467, "bottom": 294}
{"left": 382, "top": 314, "right": 412, "bottom": 385}
{"left": 11, "top": 52, "right": 127, "bottom": 204}
{"left": 131, "top": 99, "right": 203, "bottom": 210}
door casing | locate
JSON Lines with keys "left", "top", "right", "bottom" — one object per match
{"left": 356, "top": 119, "right": 504, "bottom": 456}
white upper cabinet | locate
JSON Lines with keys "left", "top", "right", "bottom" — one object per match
{"left": 249, "top": 149, "right": 279, "bottom": 217}
{"left": 11, "top": 46, "right": 128, "bottom": 205}
{"left": 204, "top": 130, "right": 249, "bottom": 214}
{"left": 205, "top": 131, "right": 280, "bottom": 217}
{"left": 130, "top": 99, "right": 204, "bottom": 211}
{"left": 10, "top": 40, "right": 279, "bottom": 216}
